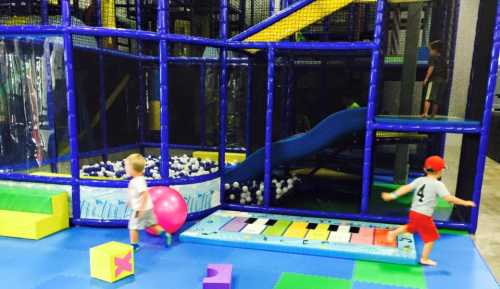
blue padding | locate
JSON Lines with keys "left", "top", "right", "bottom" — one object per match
{"left": 224, "top": 108, "right": 367, "bottom": 183}
{"left": 375, "top": 116, "right": 480, "bottom": 128}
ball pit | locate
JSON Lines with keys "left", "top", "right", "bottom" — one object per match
{"left": 80, "top": 155, "right": 219, "bottom": 179}
{"left": 224, "top": 174, "right": 300, "bottom": 206}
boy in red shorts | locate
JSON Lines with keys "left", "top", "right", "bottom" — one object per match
{"left": 382, "top": 156, "right": 475, "bottom": 266}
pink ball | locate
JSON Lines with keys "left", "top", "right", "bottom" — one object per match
{"left": 148, "top": 186, "right": 165, "bottom": 203}
{"left": 150, "top": 186, "right": 188, "bottom": 234}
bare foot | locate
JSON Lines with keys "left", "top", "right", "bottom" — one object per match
{"left": 420, "top": 114, "right": 428, "bottom": 118}
{"left": 420, "top": 258, "right": 437, "bottom": 266}
{"left": 387, "top": 230, "right": 396, "bottom": 243}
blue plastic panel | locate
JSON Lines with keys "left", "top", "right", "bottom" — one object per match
{"left": 374, "top": 116, "right": 481, "bottom": 134}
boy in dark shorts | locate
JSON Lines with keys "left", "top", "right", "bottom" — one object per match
{"left": 422, "top": 40, "right": 448, "bottom": 118}
{"left": 381, "top": 156, "right": 475, "bottom": 266}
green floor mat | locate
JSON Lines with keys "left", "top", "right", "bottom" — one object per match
{"left": 273, "top": 272, "right": 352, "bottom": 289}
{"left": 353, "top": 261, "right": 426, "bottom": 289}
{"left": 439, "top": 229, "right": 469, "bottom": 236}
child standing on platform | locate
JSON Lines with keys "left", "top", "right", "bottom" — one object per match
{"left": 381, "top": 156, "right": 475, "bottom": 266}
{"left": 125, "top": 153, "right": 172, "bottom": 251}
{"left": 422, "top": 40, "right": 448, "bottom": 118}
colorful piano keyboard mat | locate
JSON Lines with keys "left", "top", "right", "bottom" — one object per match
{"left": 180, "top": 210, "right": 417, "bottom": 264}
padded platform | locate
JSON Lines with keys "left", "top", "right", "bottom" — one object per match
{"left": 180, "top": 210, "right": 417, "bottom": 264}
{"left": 375, "top": 115, "right": 481, "bottom": 132}
{"left": 0, "top": 186, "right": 69, "bottom": 239}
{"left": 0, "top": 210, "right": 63, "bottom": 239}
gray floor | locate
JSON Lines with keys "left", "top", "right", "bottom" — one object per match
{"left": 444, "top": 134, "right": 500, "bottom": 281}
{"left": 475, "top": 157, "right": 500, "bottom": 281}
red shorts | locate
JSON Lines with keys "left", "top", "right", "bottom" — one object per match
{"left": 406, "top": 210, "right": 440, "bottom": 243}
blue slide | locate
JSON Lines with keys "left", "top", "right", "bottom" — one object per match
{"left": 224, "top": 108, "right": 367, "bottom": 183}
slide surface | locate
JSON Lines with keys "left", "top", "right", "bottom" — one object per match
{"left": 230, "top": 0, "right": 430, "bottom": 45}
{"left": 224, "top": 108, "right": 367, "bottom": 183}
{"left": 230, "top": 0, "right": 352, "bottom": 43}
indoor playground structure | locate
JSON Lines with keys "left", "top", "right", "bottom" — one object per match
{"left": 0, "top": 0, "right": 499, "bottom": 288}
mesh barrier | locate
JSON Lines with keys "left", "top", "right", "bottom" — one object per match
{"left": 0, "top": 36, "right": 67, "bottom": 174}
{"left": 219, "top": 49, "right": 372, "bottom": 209}
{"left": 0, "top": 0, "right": 61, "bottom": 25}
{"left": 369, "top": 132, "right": 465, "bottom": 222}
{"left": 384, "top": 2, "right": 433, "bottom": 64}
{"left": 381, "top": 1, "right": 458, "bottom": 118}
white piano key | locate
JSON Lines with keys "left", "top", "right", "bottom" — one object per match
{"left": 328, "top": 231, "right": 351, "bottom": 243}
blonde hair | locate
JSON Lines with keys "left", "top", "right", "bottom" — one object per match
{"left": 126, "top": 153, "right": 146, "bottom": 174}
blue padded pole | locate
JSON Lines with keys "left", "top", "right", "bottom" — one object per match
{"left": 286, "top": 60, "right": 294, "bottom": 135}
{"left": 96, "top": 0, "right": 109, "bottom": 162}
{"left": 62, "top": 0, "right": 81, "bottom": 220}
{"left": 220, "top": 0, "right": 228, "bottom": 202}
{"left": 361, "top": 0, "right": 385, "bottom": 214}
{"left": 470, "top": 1, "right": 500, "bottom": 233}
{"left": 158, "top": 0, "right": 170, "bottom": 178}
{"left": 279, "top": 63, "right": 288, "bottom": 138}
{"left": 41, "top": 0, "right": 48, "bottom": 25}
{"left": 136, "top": 0, "right": 146, "bottom": 155}
{"left": 200, "top": 64, "right": 206, "bottom": 146}
{"left": 269, "top": 0, "right": 275, "bottom": 16}
{"left": 44, "top": 41, "right": 58, "bottom": 173}
{"left": 263, "top": 48, "right": 275, "bottom": 207}
{"left": 0, "top": 26, "right": 376, "bottom": 51}
{"left": 245, "top": 61, "right": 253, "bottom": 154}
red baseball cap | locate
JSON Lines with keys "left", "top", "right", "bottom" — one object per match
{"left": 424, "top": 156, "right": 446, "bottom": 172}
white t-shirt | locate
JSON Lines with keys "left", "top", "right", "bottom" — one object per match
{"left": 128, "top": 176, "right": 153, "bottom": 211}
{"left": 408, "top": 176, "right": 450, "bottom": 216}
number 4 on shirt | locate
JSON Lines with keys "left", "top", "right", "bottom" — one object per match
{"left": 416, "top": 185, "right": 426, "bottom": 202}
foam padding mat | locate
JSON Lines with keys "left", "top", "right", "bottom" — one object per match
{"left": 180, "top": 210, "right": 417, "bottom": 264}
{"left": 273, "top": 272, "right": 352, "bottom": 289}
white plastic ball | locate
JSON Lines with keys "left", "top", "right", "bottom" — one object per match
{"left": 229, "top": 194, "right": 235, "bottom": 200}
{"left": 232, "top": 182, "right": 240, "bottom": 188}
{"left": 242, "top": 186, "right": 249, "bottom": 192}
{"left": 224, "top": 183, "right": 231, "bottom": 190}
{"left": 256, "top": 190, "right": 262, "bottom": 196}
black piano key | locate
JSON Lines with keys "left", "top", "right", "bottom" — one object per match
{"left": 245, "top": 217, "right": 257, "bottom": 224}
{"left": 328, "top": 224, "right": 339, "bottom": 231}
{"left": 306, "top": 223, "right": 318, "bottom": 230}
{"left": 265, "top": 219, "right": 278, "bottom": 226}
{"left": 349, "top": 226, "right": 360, "bottom": 234}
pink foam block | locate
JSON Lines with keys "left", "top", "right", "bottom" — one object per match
{"left": 350, "top": 227, "right": 374, "bottom": 245}
{"left": 203, "top": 264, "right": 233, "bottom": 289}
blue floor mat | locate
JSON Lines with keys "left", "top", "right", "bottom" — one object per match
{"left": 0, "top": 225, "right": 497, "bottom": 289}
